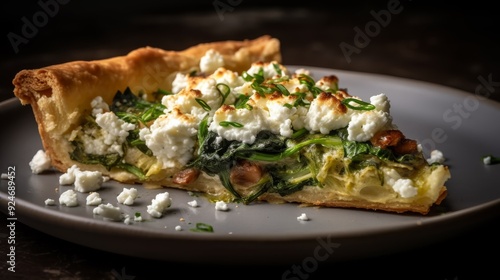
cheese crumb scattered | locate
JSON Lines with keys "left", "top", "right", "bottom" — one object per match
{"left": 147, "top": 192, "right": 172, "bottom": 218}
{"left": 59, "top": 189, "right": 79, "bottom": 207}
{"left": 59, "top": 165, "right": 80, "bottom": 185}
{"left": 392, "top": 178, "right": 418, "bottom": 198}
{"left": 58, "top": 164, "right": 103, "bottom": 192}
{"left": 74, "top": 170, "right": 103, "bottom": 193}
{"left": 175, "top": 225, "right": 182, "bottom": 231}
{"left": 215, "top": 200, "right": 229, "bottom": 211}
{"left": 44, "top": 198, "right": 55, "bottom": 206}
{"left": 116, "top": 187, "right": 138, "bottom": 205}
{"left": 86, "top": 192, "right": 102, "bottom": 206}
{"left": 483, "top": 156, "right": 492, "bottom": 165}
{"left": 187, "top": 200, "right": 199, "bottom": 207}
{"left": 297, "top": 213, "right": 310, "bottom": 221}
{"left": 29, "top": 149, "right": 52, "bottom": 174}
{"left": 427, "top": 149, "right": 445, "bottom": 164}
{"left": 93, "top": 203, "right": 123, "bottom": 221}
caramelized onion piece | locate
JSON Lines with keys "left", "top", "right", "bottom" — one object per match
{"left": 370, "top": 129, "right": 405, "bottom": 149}
{"left": 230, "top": 160, "right": 263, "bottom": 187}
{"left": 393, "top": 138, "right": 419, "bottom": 155}
{"left": 172, "top": 168, "right": 201, "bottom": 185}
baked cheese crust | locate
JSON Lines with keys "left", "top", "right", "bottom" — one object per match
{"left": 12, "top": 35, "right": 450, "bottom": 215}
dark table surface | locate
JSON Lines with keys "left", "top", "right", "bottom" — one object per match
{"left": 1, "top": 1, "right": 500, "bottom": 279}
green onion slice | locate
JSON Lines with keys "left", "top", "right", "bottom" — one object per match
{"left": 195, "top": 98, "right": 211, "bottom": 111}
{"left": 190, "top": 222, "right": 214, "bottom": 233}
{"left": 219, "top": 121, "right": 243, "bottom": 128}
{"left": 341, "top": 98, "right": 376, "bottom": 111}
{"left": 216, "top": 83, "right": 231, "bottom": 106}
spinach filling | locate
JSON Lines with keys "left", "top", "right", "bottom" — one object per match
{"left": 69, "top": 87, "right": 429, "bottom": 204}
{"left": 70, "top": 88, "right": 165, "bottom": 180}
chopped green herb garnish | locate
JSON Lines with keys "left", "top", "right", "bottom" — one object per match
{"left": 190, "top": 223, "right": 214, "bottom": 233}
{"left": 341, "top": 98, "right": 376, "bottom": 111}
{"left": 219, "top": 121, "right": 243, "bottom": 128}
{"left": 216, "top": 83, "right": 231, "bottom": 106}
{"left": 195, "top": 98, "right": 211, "bottom": 111}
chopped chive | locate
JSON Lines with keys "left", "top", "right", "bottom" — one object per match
{"left": 190, "top": 222, "right": 214, "bottom": 232}
{"left": 219, "top": 121, "right": 243, "bottom": 128}
{"left": 274, "top": 84, "right": 290, "bottom": 96}
{"left": 216, "top": 83, "right": 231, "bottom": 106}
{"left": 195, "top": 98, "right": 211, "bottom": 111}
{"left": 341, "top": 98, "right": 375, "bottom": 111}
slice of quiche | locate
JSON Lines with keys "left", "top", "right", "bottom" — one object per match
{"left": 12, "top": 35, "right": 450, "bottom": 215}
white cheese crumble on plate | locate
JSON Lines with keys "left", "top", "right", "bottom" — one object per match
{"left": 297, "top": 213, "right": 310, "bottom": 221}
{"left": 93, "top": 203, "right": 123, "bottom": 221}
{"left": 86, "top": 192, "right": 102, "bottom": 206}
{"left": 59, "top": 189, "right": 78, "bottom": 207}
{"left": 215, "top": 201, "right": 229, "bottom": 211}
{"left": 29, "top": 149, "right": 51, "bottom": 174}
{"left": 116, "top": 187, "right": 138, "bottom": 205}
{"left": 59, "top": 164, "right": 103, "bottom": 192}
{"left": 187, "top": 200, "right": 199, "bottom": 207}
{"left": 44, "top": 198, "right": 55, "bottom": 206}
{"left": 147, "top": 192, "right": 172, "bottom": 218}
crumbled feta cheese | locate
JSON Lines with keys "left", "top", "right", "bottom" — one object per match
{"left": 175, "top": 225, "right": 182, "bottom": 231}
{"left": 215, "top": 201, "right": 229, "bottom": 211}
{"left": 134, "top": 213, "right": 143, "bottom": 222}
{"left": 347, "top": 110, "right": 390, "bottom": 142}
{"left": 171, "top": 72, "right": 189, "bottom": 94}
{"left": 88, "top": 112, "right": 136, "bottom": 156}
{"left": 483, "top": 156, "right": 492, "bottom": 165}
{"left": 297, "top": 213, "right": 310, "bottom": 221}
{"left": 59, "top": 189, "right": 79, "bottom": 207}
{"left": 29, "top": 149, "right": 52, "bottom": 174}
{"left": 383, "top": 168, "right": 401, "bottom": 187}
{"left": 116, "top": 187, "right": 138, "bottom": 205}
{"left": 74, "top": 170, "right": 103, "bottom": 193}
{"left": 147, "top": 192, "right": 172, "bottom": 218}
{"left": 260, "top": 94, "right": 298, "bottom": 138}
{"left": 199, "top": 49, "right": 224, "bottom": 74}
{"left": 90, "top": 96, "right": 110, "bottom": 116}
{"left": 187, "top": 200, "right": 199, "bottom": 207}
{"left": 123, "top": 215, "right": 133, "bottom": 225}
{"left": 162, "top": 78, "right": 222, "bottom": 121}
{"left": 370, "top": 93, "right": 391, "bottom": 113}
{"left": 427, "top": 150, "right": 445, "bottom": 164}
{"left": 140, "top": 109, "right": 198, "bottom": 168}
{"left": 209, "top": 103, "right": 268, "bottom": 144}
{"left": 93, "top": 203, "right": 123, "bottom": 221}
{"left": 44, "top": 198, "right": 55, "bottom": 206}
{"left": 304, "top": 92, "right": 352, "bottom": 134}
{"left": 246, "top": 61, "right": 287, "bottom": 79}
{"left": 392, "top": 178, "right": 418, "bottom": 198}
{"left": 1, "top": 173, "right": 8, "bottom": 180}
{"left": 86, "top": 192, "right": 102, "bottom": 206}
{"left": 59, "top": 165, "right": 80, "bottom": 185}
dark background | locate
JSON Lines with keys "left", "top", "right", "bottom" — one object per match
{"left": 1, "top": 1, "right": 500, "bottom": 103}
{"left": 1, "top": 1, "right": 500, "bottom": 279}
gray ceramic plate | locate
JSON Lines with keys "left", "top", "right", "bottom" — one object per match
{"left": 1, "top": 66, "right": 500, "bottom": 264}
